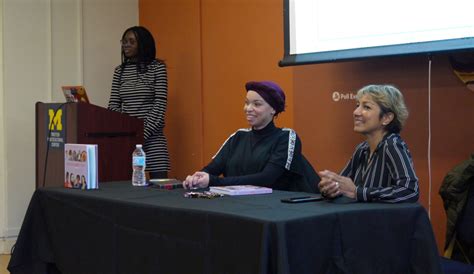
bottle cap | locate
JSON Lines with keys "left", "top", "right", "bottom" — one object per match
{"left": 136, "top": 144, "right": 142, "bottom": 148}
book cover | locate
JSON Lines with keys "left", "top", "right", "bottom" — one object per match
{"left": 64, "top": 143, "right": 98, "bottom": 189}
{"left": 209, "top": 185, "right": 272, "bottom": 196}
{"left": 61, "top": 86, "right": 90, "bottom": 103}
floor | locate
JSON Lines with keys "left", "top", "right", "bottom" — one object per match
{"left": 0, "top": 255, "right": 9, "bottom": 274}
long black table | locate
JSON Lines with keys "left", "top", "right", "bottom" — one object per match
{"left": 8, "top": 182, "right": 442, "bottom": 274}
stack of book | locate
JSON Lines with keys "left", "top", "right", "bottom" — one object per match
{"left": 209, "top": 185, "right": 272, "bottom": 196}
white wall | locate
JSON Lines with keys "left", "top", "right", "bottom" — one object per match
{"left": 83, "top": 0, "right": 140, "bottom": 106}
{"left": 0, "top": 0, "right": 138, "bottom": 253}
{"left": 0, "top": 0, "right": 7, "bottom": 254}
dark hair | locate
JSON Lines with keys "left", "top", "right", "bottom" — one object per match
{"left": 121, "top": 26, "right": 156, "bottom": 64}
{"left": 119, "top": 26, "right": 165, "bottom": 80}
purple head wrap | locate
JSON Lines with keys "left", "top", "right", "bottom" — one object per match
{"left": 245, "top": 81, "right": 286, "bottom": 115}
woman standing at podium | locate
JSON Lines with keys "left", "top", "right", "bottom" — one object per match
{"left": 108, "top": 26, "right": 170, "bottom": 179}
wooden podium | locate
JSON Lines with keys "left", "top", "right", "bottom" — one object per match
{"left": 36, "top": 102, "right": 144, "bottom": 188}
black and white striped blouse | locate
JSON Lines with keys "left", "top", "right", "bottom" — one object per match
{"left": 108, "top": 60, "right": 170, "bottom": 172}
{"left": 341, "top": 133, "right": 419, "bottom": 203}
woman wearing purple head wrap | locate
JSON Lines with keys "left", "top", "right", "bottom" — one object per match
{"left": 183, "top": 81, "right": 320, "bottom": 192}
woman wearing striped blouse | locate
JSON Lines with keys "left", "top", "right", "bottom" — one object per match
{"left": 318, "top": 84, "right": 419, "bottom": 203}
{"left": 108, "top": 26, "right": 170, "bottom": 179}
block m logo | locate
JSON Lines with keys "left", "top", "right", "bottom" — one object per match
{"left": 48, "top": 109, "right": 63, "bottom": 131}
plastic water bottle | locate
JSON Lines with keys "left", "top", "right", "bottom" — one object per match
{"left": 132, "top": 144, "right": 147, "bottom": 186}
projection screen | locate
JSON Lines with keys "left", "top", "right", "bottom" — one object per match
{"left": 280, "top": 0, "right": 474, "bottom": 66}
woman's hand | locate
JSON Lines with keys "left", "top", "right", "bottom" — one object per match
{"left": 318, "top": 170, "right": 357, "bottom": 199}
{"left": 182, "top": 171, "right": 210, "bottom": 189}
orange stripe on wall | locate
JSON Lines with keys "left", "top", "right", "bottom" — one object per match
{"left": 140, "top": 0, "right": 294, "bottom": 178}
{"left": 199, "top": 0, "right": 294, "bottom": 160}
{"left": 140, "top": 0, "right": 204, "bottom": 179}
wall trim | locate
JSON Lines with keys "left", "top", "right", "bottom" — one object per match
{"left": 0, "top": 236, "right": 16, "bottom": 254}
{"left": 4, "top": 228, "right": 20, "bottom": 237}
{"left": 1, "top": 228, "right": 20, "bottom": 254}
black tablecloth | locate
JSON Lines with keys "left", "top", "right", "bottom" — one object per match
{"left": 8, "top": 182, "right": 442, "bottom": 274}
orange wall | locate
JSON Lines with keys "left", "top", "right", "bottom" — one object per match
{"left": 140, "top": 0, "right": 293, "bottom": 178}
{"left": 294, "top": 55, "right": 474, "bottom": 252}
{"left": 139, "top": 1, "right": 474, "bottom": 254}
{"left": 140, "top": 0, "right": 204, "bottom": 178}
{"left": 200, "top": 0, "right": 293, "bottom": 160}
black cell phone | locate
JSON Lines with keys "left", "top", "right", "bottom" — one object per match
{"left": 281, "top": 195, "right": 323, "bottom": 203}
